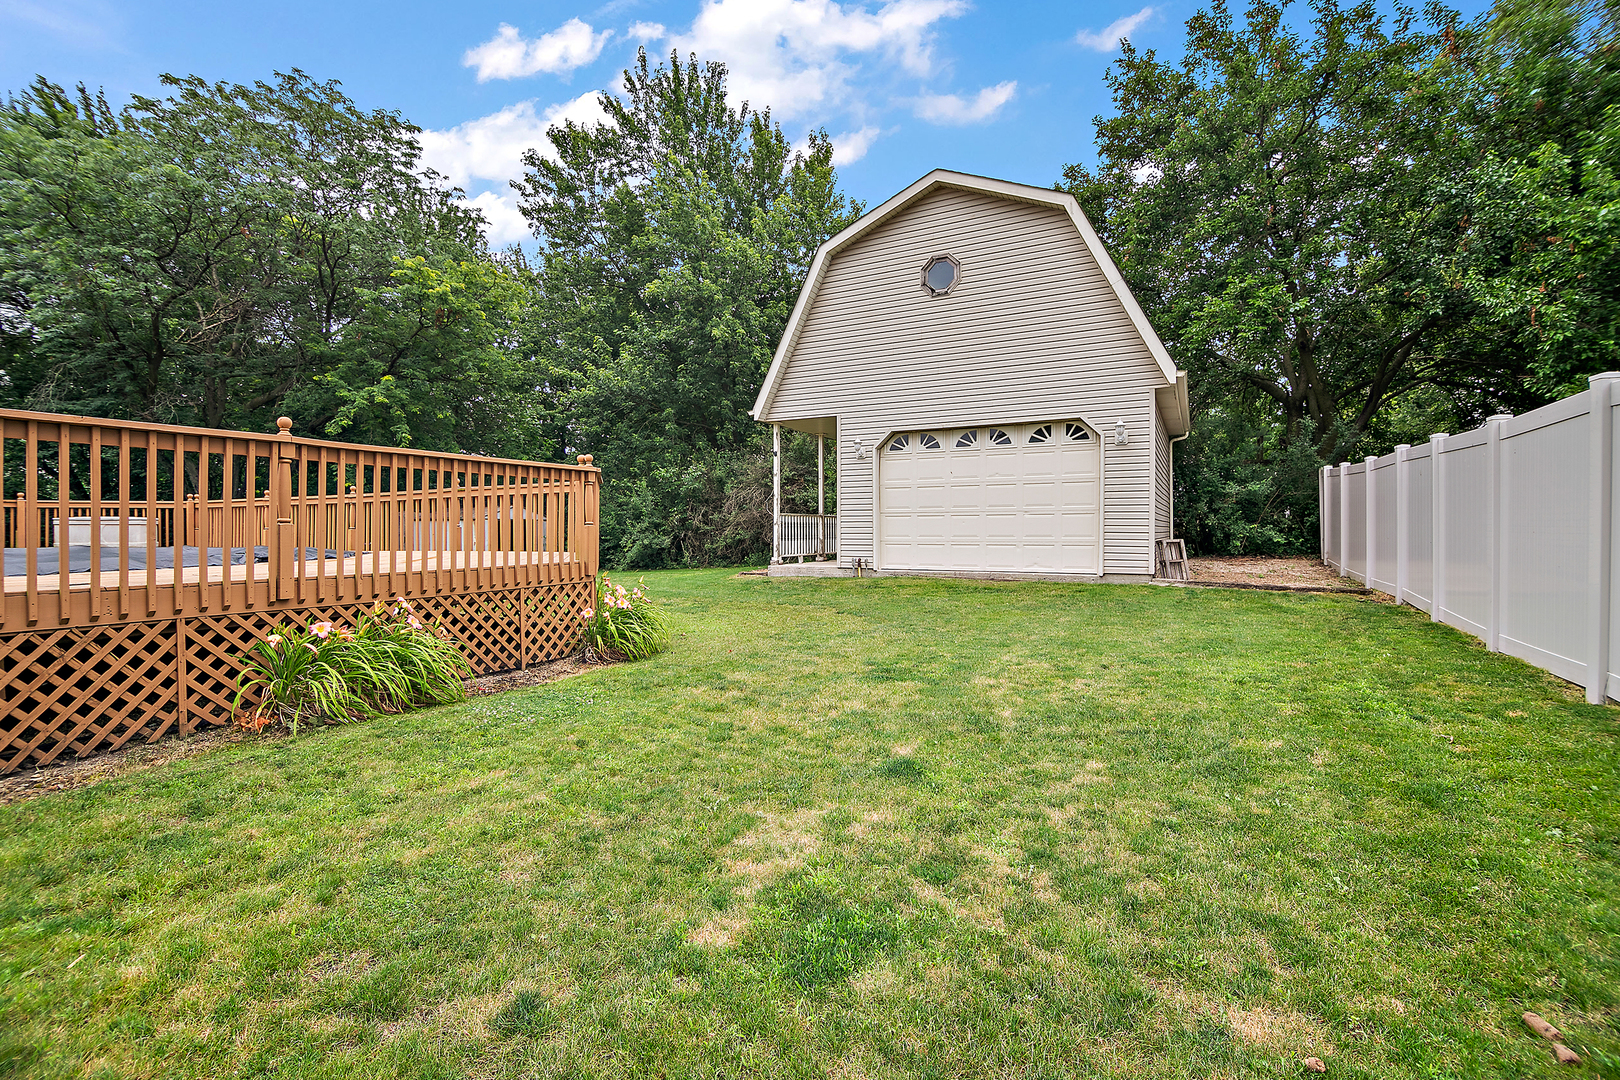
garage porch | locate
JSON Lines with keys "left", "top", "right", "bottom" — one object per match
{"left": 769, "top": 418, "right": 837, "bottom": 566}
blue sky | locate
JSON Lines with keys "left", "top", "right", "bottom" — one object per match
{"left": 1, "top": 0, "right": 1488, "bottom": 247}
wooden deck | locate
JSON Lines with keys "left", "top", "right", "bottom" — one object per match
{"left": 1, "top": 408, "right": 600, "bottom": 773}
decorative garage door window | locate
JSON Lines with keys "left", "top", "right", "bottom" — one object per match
{"left": 879, "top": 419, "right": 1101, "bottom": 575}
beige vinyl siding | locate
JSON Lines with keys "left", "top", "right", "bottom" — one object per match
{"left": 1154, "top": 408, "right": 1172, "bottom": 540}
{"left": 765, "top": 185, "right": 1169, "bottom": 576}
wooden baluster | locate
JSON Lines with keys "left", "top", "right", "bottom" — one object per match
{"left": 316, "top": 443, "right": 330, "bottom": 604}
{"left": 172, "top": 436, "right": 189, "bottom": 616}
{"left": 197, "top": 435, "right": 211, "bottom": 612}
{"left": 117, "top": 429, "right": 130, "bottom": 617}
{"left": 369, "top": 452, "right": 381, "bottom": 600}
{"left": 244, "top": 443, "right": 256, "bottom": 610}
{"left": 24, "top": 420, "right": 37, "bottom": 624}
{"left": 222, "top": 441, "right": 237, "bottom": 610}
{"left": 89, "top": 427, "right": 103, "bottom": 619}
{"left": 55, "top": 423, "right": 71, "bottom": 622}
{"left": 145, "top": 430, "right": 158, "bottom": 614}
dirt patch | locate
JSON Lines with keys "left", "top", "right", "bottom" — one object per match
{"left": 0, "top": 725, "right": 250, "bottom": 807}
{"left": 1227, "top": 1005, "right": 1336, "bottom": 1057}
{"left": 1188, "top": 556, "right": 1358, "bottom": 591}
{"left": 466, "top": 657, "right": 590, "bottom": 696}
{"left": 688, "top": 910, "right": 750, "bottom": 948}
{"left": 725, "top": 807, "right": 825, "bottom": 892}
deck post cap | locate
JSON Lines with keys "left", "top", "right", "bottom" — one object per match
{"left": 577, "top": 454, "right": 587, "bottom": 465}
{"left": 276, "top": 417, "right": 293, "bottom": 434}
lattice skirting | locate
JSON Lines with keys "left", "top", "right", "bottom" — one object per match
{"left": 0, "top": 579, "right": 592, "bottom": 774}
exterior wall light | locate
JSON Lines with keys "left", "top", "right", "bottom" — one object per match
{"left": 1114, "top": 419, "right": 1129, "bottom": 446}
{"left": 853, "top": 436, "right": 868, "bottom": 460}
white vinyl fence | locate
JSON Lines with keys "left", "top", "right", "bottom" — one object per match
{"left": 1321, "top": 372, "right": 1619, "bottom": 705}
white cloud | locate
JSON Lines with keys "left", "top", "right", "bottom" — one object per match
{"left": 912, "top": 80, "right": 1016, "bottom": 125}
{"left": 465, "top": 191, "right": 533, "bottom": 246}
{"left": 830, "top": 125, "right": 881, "bottom": 165}
{"left": 628, "top": 20, "right": 666, "bottom": 41}
{"left": 670, "top": 0, "right": 969, "bottom": 119}
{"left": 463, "top": 19, "right": 612, "bottom": 81}
{"left": 418, "top": 91, "right": 610, "bottom": 189}
{"left": 1074, "top": 6, "right": 1155, "bottom": 52}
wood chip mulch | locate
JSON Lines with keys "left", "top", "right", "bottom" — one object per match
{"left": 1182, "top": 555, "right": 1376, "bottom": 596}
{"left": 1, "top": 656, "right": 595, "bottom": 807}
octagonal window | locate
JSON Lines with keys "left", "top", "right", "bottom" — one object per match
{"left": 920, "top": 254, "right": 960, "bottom": 296}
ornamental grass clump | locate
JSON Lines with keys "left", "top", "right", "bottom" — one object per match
{"left": 233, "top": 600, "right": 470, "bottom": 734}
{"left": 579, "top": 574, "right": 672, "bottom": 662}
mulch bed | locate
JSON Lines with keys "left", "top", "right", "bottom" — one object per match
{"left": 2, "top": 656, "right": 595, "bottom": 808}
{"left": 1182, "top": 555, "right": 1375, "bottom": 595}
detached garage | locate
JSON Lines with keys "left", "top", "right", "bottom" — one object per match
{"left": 753, "top": 170, "right": 1190, "bottom": 582}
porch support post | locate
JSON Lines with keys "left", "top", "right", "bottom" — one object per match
{"left": 817, "top": 434, "right": 825, "bottom": 556}
{"left": 771, "top": 424, "right": 782, "bottom": 565}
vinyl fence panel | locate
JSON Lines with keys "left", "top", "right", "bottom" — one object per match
{"left": 1499, "top": 400, "right": 1590, "bottom": 685}
{"left": 1403, "top": 443, "right": 1434, "bottom": 611}
{"left": 1323, "top": 372, "right": 1620, "bottom": 703}
{"left": 1345, "top": 463, "right": 1367, "bottom": 582}
{"left": 1439, "top": 428, "right": 1492, "bottom": 639}
{"left": 1371, "top": 455, "right": 1399, "bottom": 595}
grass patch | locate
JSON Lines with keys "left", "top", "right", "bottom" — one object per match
{"left": 1, "top": 570, "right": 1617, "bottom": 1078}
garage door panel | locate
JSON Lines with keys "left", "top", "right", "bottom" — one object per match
{"left": 879, "top": 420, "right": 1101, "bottom": 573}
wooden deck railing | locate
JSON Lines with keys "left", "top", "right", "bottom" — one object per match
{"left": 1, "top": 409, "right": 600, "bottom": 772}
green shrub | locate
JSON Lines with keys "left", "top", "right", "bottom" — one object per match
{"left": 232, "top": 600, "right": 470, "bottom": 734}
{"left": 579, "top": 574, "right": 672, "bottom": 662}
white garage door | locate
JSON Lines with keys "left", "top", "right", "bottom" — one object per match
{"left": 879, "top": 421, "right": 1101, "bottom": 574}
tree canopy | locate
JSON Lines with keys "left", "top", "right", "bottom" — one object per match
{"left": 0, "top": 71, "right": 536, "bottom": 453}
{"left": 512, "top": 50, "right": 861, "bottom": 565}
{"left": 1066, "top": 0, "right": 1619, "bottom": 552}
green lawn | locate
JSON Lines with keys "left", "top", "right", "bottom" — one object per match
{"left": 2, "top": 571, "right": 1617, "bottom": 1079}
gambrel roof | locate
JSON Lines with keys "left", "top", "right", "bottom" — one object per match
{"left": 752, "top": 169, "right": 1187, "bottom": 432}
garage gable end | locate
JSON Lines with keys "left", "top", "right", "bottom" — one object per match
{"left": 752, "top": 170, "right": 1177, "bottom": 426}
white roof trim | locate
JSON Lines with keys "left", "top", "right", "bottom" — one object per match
{"left": 752, "top": 169, "right": 1179, "bottom": 421}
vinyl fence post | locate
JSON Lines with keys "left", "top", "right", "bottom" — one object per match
{"left": 1486, "top": 414, "right": 1512, "bottom": 653}
{"left": 1365, "top": 455, "right": 1377, "bottom": 589}
{"left": 1319, "top": 465, "right": 1326, "bottom": 566}
{"left": 1430, "top": 433, "right": 1448, "bottom": 622}
{"left": 1588, "top": 373, "right": 1619, "bottom": 703}
{"left": 1395, "top": 444, "right": 1410, "bottom": 606}
{"left": 1339, "top": 462, "right": 1351, "bottom": 579}
{"left": 771, "top": 423, "right": 782, "bottom": 565}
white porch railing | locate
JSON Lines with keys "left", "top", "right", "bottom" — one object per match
{"left": 777, "top": 513, "right": 837, "bottom": 559}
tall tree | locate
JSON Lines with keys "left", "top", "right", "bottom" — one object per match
{"left": 513, "top": 50, "right": 861, "bottom": 565}
{"left": 0, "top": 71, "right": 534, "bottom": 451}
{"left": 514, "top": 49, "right": 861, "bottom": 478}
{"left": 1063, "top": 0, "right": 1486, "bottom": 460}
{"left": 1439, "top": 0, "right": 1620, "bottom": 398}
